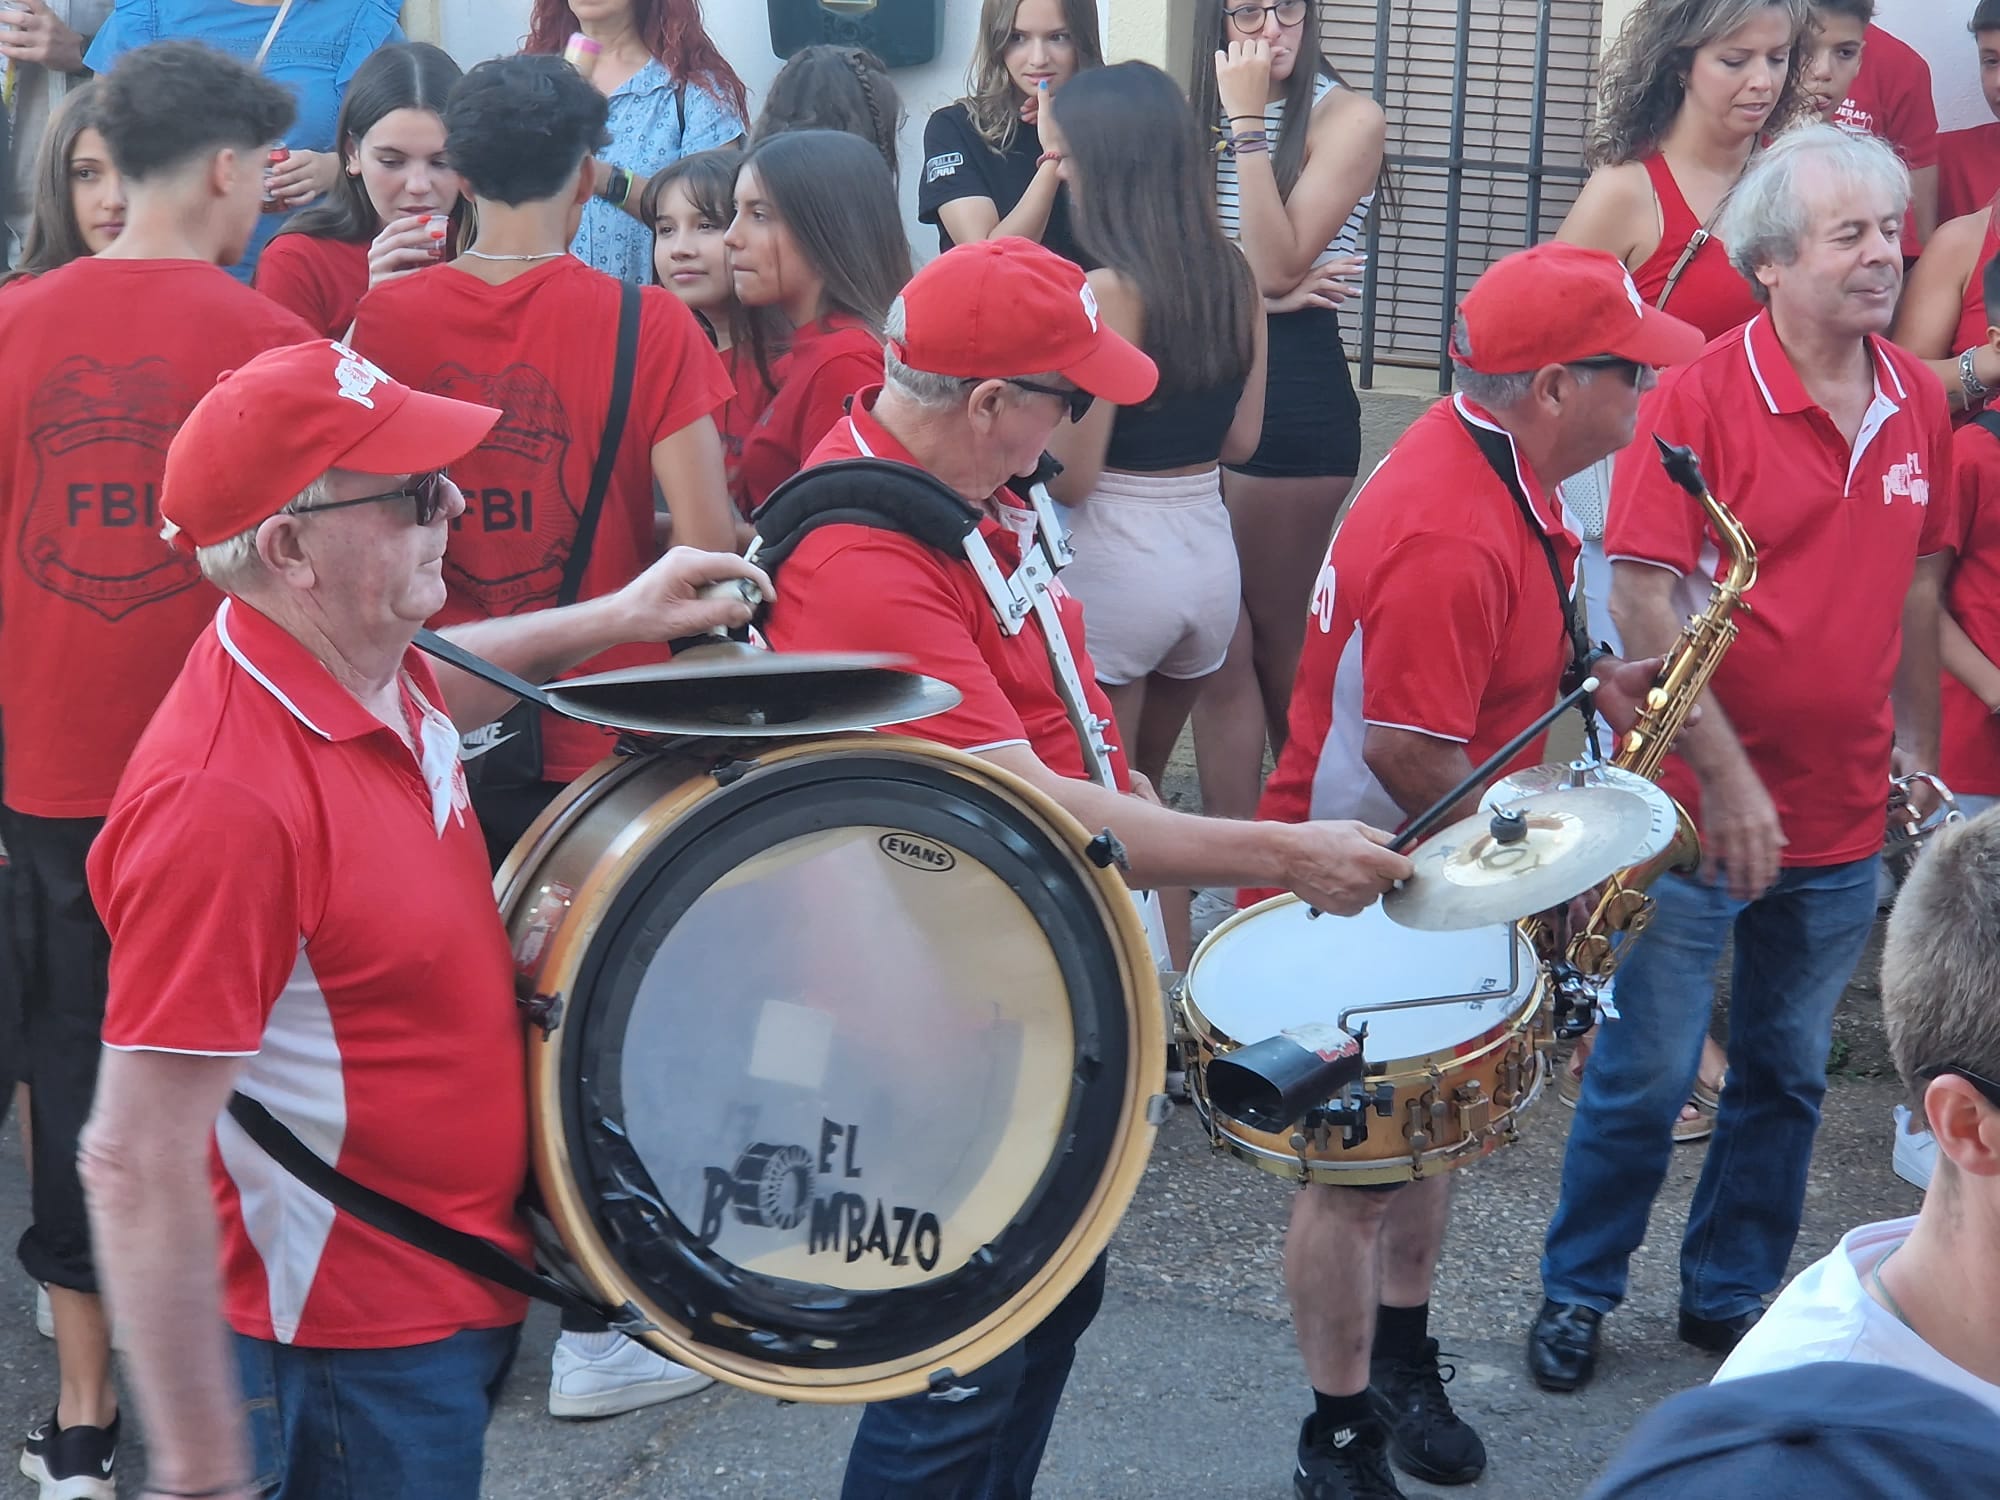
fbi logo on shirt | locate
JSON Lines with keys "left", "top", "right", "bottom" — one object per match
{"left": 19, "top": 356, "right": 202, "bottom": 622}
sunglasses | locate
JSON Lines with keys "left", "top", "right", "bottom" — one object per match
{"left": 1567, "top": 356, "right": 1655, "bottom": 389}
{"left": 1225, "top": 1, "right": 1310, "bottom": 33}
{"left": 1007, "top": 378, "right": 1095, "bottom": 424}
{"left": 1922, "top": 1063, "right": 2000, "bottom": 1109}
{"left": 291, "top": 470, "right": 453, "bottom": 527}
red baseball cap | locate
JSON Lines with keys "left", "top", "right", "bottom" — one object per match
{"left": 160, "top": 340, "right": 500, "bottom": 555}
{"left": 887, "top": 237, "right": 1159, "bottom": 406}
{"left": 1455, "top": 243, "right": 1706, "bottom": 374}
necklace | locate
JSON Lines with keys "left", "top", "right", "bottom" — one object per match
{"left": 461, "top": 249, "right": 568, "bottom": 263}
{"left": 1869, "top": 1242, "right": 1918, "bottom": 1332}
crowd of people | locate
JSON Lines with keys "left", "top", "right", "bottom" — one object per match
{"left": 2, "top": 0, "right": 2000, "bottom": 1498}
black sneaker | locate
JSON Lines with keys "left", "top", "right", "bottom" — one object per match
{"left": 20, "top": 1408, "right": 119, "bottom": 1500}
{"left": 1294, "top": 1412, "right": 1407, "bottom": 1500}
{"left": 1370, "top": 1338, "right": 1487, "bottom": 1485}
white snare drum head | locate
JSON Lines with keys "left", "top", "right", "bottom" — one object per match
{"left": 1189, "top": 897, "right": 1532, "bottom": 1062}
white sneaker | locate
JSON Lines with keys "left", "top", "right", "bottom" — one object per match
{"left": 1188, "top": 888, "right": 1238, "bottom": 945}
{"left": 33, "top": 1285, "right": 52, "bottom": 1340}
{"left": 1893, "top": 1104, "right": 1936, "bottom": 1191}
{"left": 547, "top": 1332, "right": 714, "bottom": 1419}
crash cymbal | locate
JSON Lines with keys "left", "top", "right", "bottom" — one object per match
{"left": 1481, "top": 762, "right": 1681, "bottom": 867}
{"left": 1383, "top": 785, "right": 1663, "bottom": 932}
{"left": 542, "top": 646, "right": 963, "bottom": 737}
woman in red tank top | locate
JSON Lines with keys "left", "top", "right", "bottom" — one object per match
{"left": 1557, "top": 0, "right": 1807, "bottom": 343}
{"left": 1891, "top": 195, "right": 2000, "bottom": 416}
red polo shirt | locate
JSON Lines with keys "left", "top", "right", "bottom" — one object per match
{"left": 1942, "top": 419, "right": 2000, "bottom": 794}
{"left": 1606, "top": 313, "right": 1954, "bottom": 865}
{"left": 760, "top": 386, "right": 1131, "bottom": 791}
{"left": 90, "top": 599, "right": 530, "bottom": 1348}
{"left": 734, "top": 317, "right": 884, "bottom": 516}
{"left": 1256, "top": 394, "right": 1578, "bottom": 843}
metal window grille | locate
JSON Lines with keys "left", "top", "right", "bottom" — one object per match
{"left": 1321, "top": 0, "right": 1602, "bottom": 388}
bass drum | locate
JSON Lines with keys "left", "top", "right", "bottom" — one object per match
{"left": 498, "top": 736, "right": 1163, "bottom": 1403}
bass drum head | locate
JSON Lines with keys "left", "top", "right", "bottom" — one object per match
{"left": 501, "top": 737, "right": 1162, "bottom": 1403}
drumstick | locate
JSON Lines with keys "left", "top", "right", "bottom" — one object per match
{"left": 1386, "top": 678, "right": 1600, "bottom": 855}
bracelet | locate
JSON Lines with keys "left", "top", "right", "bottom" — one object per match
{"left": 1228, "top": 112, "right": 1266, "bottom": 122}
{"left": 596, "top": 165, "right": 634, "bottom": 209}
{"left": 1960, "top": 347, "right": 1992, "bottom": 406}
{"left": 1035, "top": 150, "right": 1063, "bottom": 167}
{"left": 1218, "top": 128, "right": 1270, "bottom": 157}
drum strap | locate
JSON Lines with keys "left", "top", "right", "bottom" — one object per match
{"left": 224, "top": 1093, "right": 649, "bottom": 1333}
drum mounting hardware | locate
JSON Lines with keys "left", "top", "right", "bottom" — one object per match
{"left": 927, "top": 1369, "right": 980, "bottom": 1403}
{"left": 1489, "top": 808, "right": 1528, "bottom": 845}
{"left": 1086, "top": 829, "right": 1130, "bottom": 872}
{"left": 518, "top": 989, "right": 565, "bottom": 1036}
{"left": 709, "top": 756, "right": 760, "bottom": 787}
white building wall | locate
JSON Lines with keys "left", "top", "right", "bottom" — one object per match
{"left": 436, "top": 1, "right": 1115, "bottom": 260}
{"left": 1876, "top": 0, "right": 1986, "bottom": 132}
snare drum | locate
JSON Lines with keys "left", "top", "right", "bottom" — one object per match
{"left": 1179, "top": 896, "right": 1549, "bottom": 1185}
{"left": 501, "top": 735, "right": 1163, "bottom": 1402}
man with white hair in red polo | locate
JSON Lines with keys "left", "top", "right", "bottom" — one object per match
{"left": 78, "top": 340, "right": 765, "bottom": 1500}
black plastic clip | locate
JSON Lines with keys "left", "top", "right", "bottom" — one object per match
{"left": 1085, "top": 829, "right": 1130, "bottom": 871}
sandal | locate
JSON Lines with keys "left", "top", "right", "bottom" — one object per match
{"left": 1673, "top": 1073, "right": 1724, "bottom": 1144}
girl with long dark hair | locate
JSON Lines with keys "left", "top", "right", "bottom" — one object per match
{"left": 644, "top": 147, "right": 772, "bottom": 511}
{"left": 523, "top": 0, "right": 748, "bottom": 285}
{"left": 0, "top": 83, "right": 122, "bottom": 292}
{"left": 1185, "top": 0, "right": 1383, "bottom": 837}
{"left": 256, "top": 42, "right": 464, "bottom": 337}
{"left": 917, "top": 0, "right": 1102, "bottom": 264}
{"left": 751, "top": 44, "right": 904, "bottom": 185}
{"left": 1039, "top": 61, "right": 1265, "bottom": 796}
{"left": 724, "top": 129, "right": 912, "bottom": 514}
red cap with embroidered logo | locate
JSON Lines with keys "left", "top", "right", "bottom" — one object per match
{"left": 1455, "top": 242, "right": 1707, "bottom": 373}
{"left": 159, "top": 340, "right": 500, "bottom": 555}
{"left": 887, "top": 236, "right": 1159, "bottom": 406}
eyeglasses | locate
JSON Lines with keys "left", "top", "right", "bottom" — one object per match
{"left": 291, "top": 470, "right": 453, "bottom": 527}
{"left": 1007, "top": 378, "right": 1095, "bottom": 424}
{"left": 1922, "top": 1063, "right": 2000, "bottom": 1109}
{"left": 1567, "top": 356, "right": 1656, "bottom": 390}
{"left": 1225, "top": 1, "right": 1311, "bottom": 35}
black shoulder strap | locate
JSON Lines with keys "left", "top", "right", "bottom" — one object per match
{"left": 224, "top": 1092, "right": 617, "bottom": 1324}
{"left": 752, "top": 457, "right": 983, "bottom": 574}
{"left": 412, "top": 628, "right": 556, "bottom": 710}
{"left": 558, "top": 280, "right": 643, "bottom": 608}
{"left": 1453, "top": 405, "right": 1602, "bottom": 754}
{"left": 1975, "top": 409, "right": 2000, "bottom": 449}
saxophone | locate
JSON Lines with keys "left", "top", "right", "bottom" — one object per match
{"left": 1514, "top": 436, "right": 1757, "bottom": 1019}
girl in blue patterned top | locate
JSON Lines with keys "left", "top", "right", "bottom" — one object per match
{"left": 525, "top": 0, "right": 748, "bottom": 286}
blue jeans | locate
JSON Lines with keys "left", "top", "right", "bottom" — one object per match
{"left": 235, "top": 1323, "right": 523, "bottom": 1500}
{"left": 840, "top": 1255, "right": 1107, "bottom": 1500}
{"left": 1540, "top": 859, "right": 1879, "bottom": 1320}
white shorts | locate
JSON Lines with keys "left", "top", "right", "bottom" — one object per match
{"left": 1057, "top": 468, "right": 1240, "bottom": 686}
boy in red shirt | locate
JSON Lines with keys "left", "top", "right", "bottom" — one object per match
{"left": 0, "top": 38, "right": 307, "bottom": 1497}
{"left": 1810, "top": 12, "right": 1939, "bottom": 246}
{"left": 350, "top": 51, "right": 739, "bottom": 1420}
{"left": 1938, "top": 1, "right": 2000, "bottom": 223}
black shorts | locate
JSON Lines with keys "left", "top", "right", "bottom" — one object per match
{"left": 1227, "top": 306, "right": 1362, "bottom": 481}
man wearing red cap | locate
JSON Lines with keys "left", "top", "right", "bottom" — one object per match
{"left": 759, "top": 237, "right": 1413, "bottom": 1498}
{"left": 1534, "top": 125, "right": 1953, "bottom": 1395}
{"left": 0, "top": 39, "right": 308, "bottom": 1496}
{"left": 76, "top": 341, "right": 765, "bottom": 1500}
{"left": 1246, "top": 239, "right": 1699, "bottom": 1500}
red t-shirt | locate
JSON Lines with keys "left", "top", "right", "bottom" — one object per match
{"left": 1256, "top": 395, "right": 1578, "bottom": 841}
{"left": 1631, "top": 154, "right": 1760, "bottom": 343}
{"left": 353, "top": 257, "right": 732, "bottom": 780}
{"left": 719, "top": 342, "right": 775, "bottom": 518}
{"left": 1938, "top": 124, "right": 2000, "bottom": 226}
{"left": 1941, "top": 419, "right": 2000, "bottom": 794}
{"left": 1606, "top": 314, "right": 1955, "bottom": 865}
{"left": 0, "top": 257, "right": 313, "bottom": 818}
{"left": 255, "top": 233, "right": 370, "bottom": 339}
{"left": 734, "top": 317, "right": 884, "bottom": 516}
{"left": 1953, "top": 204, "right": 2000, "bottom": 359}
{"left": 91, "top": 599, "right": 529, "bottom": 1347}
{"left": 761, "top": 386, "right": 1132, "bottom": 791}
{"left": 1831, "top": 25, "right": 1939, "bottom": 254}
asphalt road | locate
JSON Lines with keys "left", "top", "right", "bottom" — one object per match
{"left": 0, "top": 390, "right": 1929, "bottom": 1496}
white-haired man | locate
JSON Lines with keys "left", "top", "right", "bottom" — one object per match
{"left": 761, "top": 235, "right": 1414, "bottom": 1500}
{"left": 79, "top": 340, "right": 765, "bottom": 1500}
{"left": 1533, "top": 124, "right": 1955, "bottom": 1392}
{"left": 1712, "top": 809, "right": 2000, "bottom": 1414}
